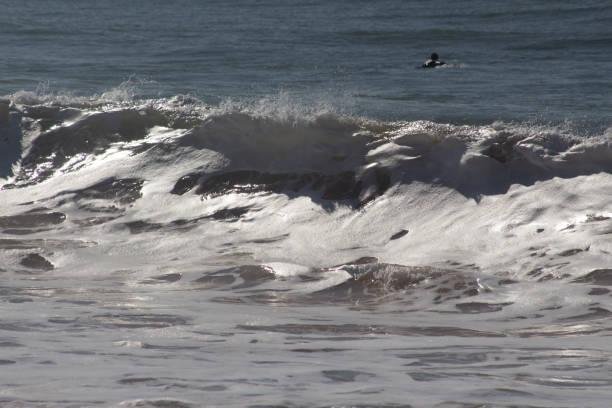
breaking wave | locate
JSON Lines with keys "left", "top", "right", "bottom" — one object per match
{"left": 1, "top": 91, "right": 611, "bottom": 292}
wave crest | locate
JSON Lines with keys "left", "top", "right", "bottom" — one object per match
{"left": 2, "top": 94, "right": 611, "bottom": 198}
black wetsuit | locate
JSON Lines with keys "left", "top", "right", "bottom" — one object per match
{"left": 422, "top": 59, "right": 445, "bottom": 68}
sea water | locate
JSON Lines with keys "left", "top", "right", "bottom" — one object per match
{"left": 1, "top": 1, "right": 612, "bottom": 407}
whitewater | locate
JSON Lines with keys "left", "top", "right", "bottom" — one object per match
{"left": 0, "top": 88, "right": 611, "bottom": 407}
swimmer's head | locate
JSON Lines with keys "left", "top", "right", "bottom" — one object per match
{"left": 430, "top": 53, "right": 439, "bottom": 61}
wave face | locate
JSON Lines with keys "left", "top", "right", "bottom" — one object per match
{"left": 1, "top": 95, "right": 612, "bottom": 407}
{"left": 2, "top": 95, "right": 610, "bottom": 274}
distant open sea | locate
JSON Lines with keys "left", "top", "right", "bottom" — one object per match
{"left": 2, "top": 0, "right": 611, "bottom": 125}
{"left": 1, "top": 1, "right": 612, "bottom": 408}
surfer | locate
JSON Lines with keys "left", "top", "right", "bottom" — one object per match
{"left": 422, "top": 52, "right": 445, "bottom": 68}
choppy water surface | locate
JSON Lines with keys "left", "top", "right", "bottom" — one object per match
{"left": 1, "top": 1, "right": 612, "bottom": 407}
{"left": 4, "top": 260, "right": 612, "bottom": 408}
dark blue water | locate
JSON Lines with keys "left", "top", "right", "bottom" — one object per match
{"left": 2, "top": 0, "right": 611, "bottom": 124}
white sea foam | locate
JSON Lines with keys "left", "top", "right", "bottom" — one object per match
{"left": 1, "top": 97, "right": 610, "bottom": 279}
{"left": 1, "top": 96, "right": 612, "bottom": 407}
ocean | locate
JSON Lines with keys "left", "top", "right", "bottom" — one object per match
{"left": 1, "top": 1, "right": 611, "bottom": 407}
